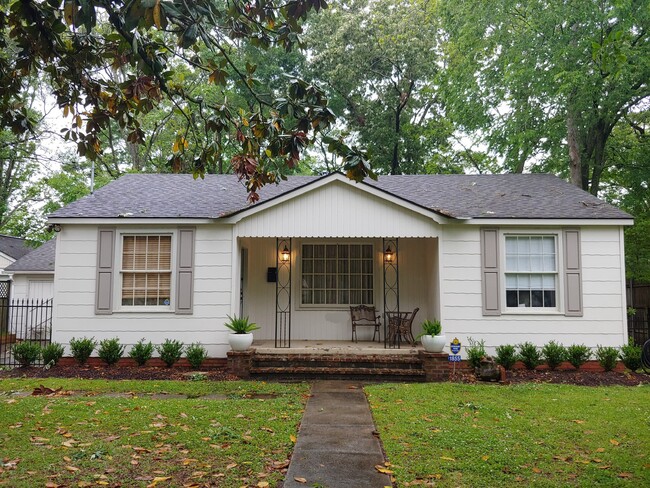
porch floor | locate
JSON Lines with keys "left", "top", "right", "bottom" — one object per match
{"left": 252, "top": 340, "right": 423, "bottom": 355}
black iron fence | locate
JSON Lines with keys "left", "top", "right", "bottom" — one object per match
{"left": 0, "top": 298, "right": 53, "bottom": 368}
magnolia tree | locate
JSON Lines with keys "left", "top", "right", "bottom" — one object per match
{"left": 0, "top": 0, "right": 372, "bottom": 201}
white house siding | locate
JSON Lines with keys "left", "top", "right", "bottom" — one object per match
{"left": 10, "top": 275, "right": 54, "bottom": 301}
{"left": 52, "top": 224, "right": 235, "bottom": 358}
{"left": 440, "top": 225, "right": 628, "bottom": 355}
{"left": 235, "top": 180, "right": 440, "bottom": 238}
{"left": 240, "top": 237, "right": 439, "bottom": 341}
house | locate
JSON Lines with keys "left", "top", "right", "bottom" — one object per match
{"left": 46, "top": 172, "right": 633, "bottom": 359}
{"left": 4, "top": 238, "right": 56, "bottom": 302}
{"left": 0, "top": 234, "right": 32, "bottom": 286}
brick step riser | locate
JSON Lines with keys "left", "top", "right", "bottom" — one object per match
{"left": 250, "top": 372, "right": 426, "bottom": 382}
{"left": 253, "top": 359, "right": 423, "bottom": 370}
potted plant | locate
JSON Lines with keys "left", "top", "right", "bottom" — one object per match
{"left": 417, "top": 319, "right": 446, "bottom": 353}
{"left": 224, "top": 315, "right": 260, "bottom": 351}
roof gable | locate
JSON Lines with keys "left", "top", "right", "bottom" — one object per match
{"left": 5, "top": 239, "right": 56, "bottom": 273}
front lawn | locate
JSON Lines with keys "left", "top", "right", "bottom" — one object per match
{"left": 367, "top": 383, "right": 650, "bottom": 487}
{"left": 0, "top": 378, "right": 308, "bottom": 487}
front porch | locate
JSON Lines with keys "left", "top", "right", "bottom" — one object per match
{"left": 227, "top": 341, "right": 452, "bottom": 382}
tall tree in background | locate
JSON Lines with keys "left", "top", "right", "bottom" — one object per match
{"left": 439, "top": 0, "right": 650, "bottom": 194}
{"left": 307, "top": 0, "right": 452, "bottom": 175}
{"left": 1, "top": 0, "right": 371, "bottom": 201}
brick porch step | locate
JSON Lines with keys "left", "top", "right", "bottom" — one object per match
{"left": 250, "top": 365, "right": 426, "bottom": 382}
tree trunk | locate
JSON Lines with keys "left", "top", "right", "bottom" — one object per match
{"left": 566, "top": 101, "right": 583, "bottom": 190}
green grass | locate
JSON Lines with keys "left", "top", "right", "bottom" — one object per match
{"left": 366, "top": 383, "right": 650, "bottom": 487}
{"left": 0, "top": 379, "right": 308, "bottom": 487}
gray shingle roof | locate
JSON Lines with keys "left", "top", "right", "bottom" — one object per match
{"left": 48, "top": 173, "right": 632, "bottom": 221}
{"left": 5, "top": 239, "right": 56, "bottom": 273}
{"left": 0, "top": 234, "right": 31, "bottom": 260}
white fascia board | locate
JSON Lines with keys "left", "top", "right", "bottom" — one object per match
{"left": 47, "top": 218, "right": 218, "bottom": 226}
{"left": 461, "top": 218, "right": 634, "bottom": 227}
{"left": 0, "top": 251, "right": 14, "bottom": 262}
{"left": 7, "top": 271, "right": 54, "bottom": 276}
{"left": 222, "top": 172, "right": 454, "bottom": 225}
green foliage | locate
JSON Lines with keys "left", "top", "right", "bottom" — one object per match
{"left": 595, "top": 345, "right": 619, "bottom": 372}
{"left": 69, "top": 337, "right": 96, "bottom": 365}
{"left": 494, "top": 344, "right": 518, "bottom": 371}
{"left": 619, "top": 340, "right": 642, "bottom": 371}
{"left": 224, "top": 315, "right": 259, "bottom": 334}
{"left": 41, "top": 343, "right": 65, "bottom": 366}
{"left": 541, "top": 341, "right": 567, "bottom": 371}
{"left": 97, "top": 338, "right": 125, "bottom": 366}
{"left": 517, "top": 342, "right": 542, "bottom": 370}
{"left": 418, "top": 319, "right": 442, "bottom": 338}
{"left": 465, "top": 337, "right": 486, "bottom": 369}
{"left": 12, "top": 341, "right": 41, "bottom": 367}
{"left": 566, "top": 344, "right": 592, "bottom": 370}
{"left": 129, "top": 338, "right": 154, "bottom": 366}
{"left": 156, "top": 339, "right": 184, "bottom": 367}
{"left": 185, "top": 343, "right": 209, "bottom": 370}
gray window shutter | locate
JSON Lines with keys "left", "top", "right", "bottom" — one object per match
{"left": 563, "top": 228, "right": 583, "bottom": 317}
{"left": 95, "top": 228, "right": 115, "bottom": 315}
{"left": 481, "top": 228, "right": 501, "bottom": 316}
{"left": 176, "top": 227, "right": 195, "bottom": 314}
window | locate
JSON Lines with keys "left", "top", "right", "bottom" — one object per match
{"left": 301, "top": 244, "right": 373, "bottom": 306}
{"left": 121, "top": 235, "right": 172, "bottom": 307}
{"left": 505, "top": 235, "right": 556, "bottom": 308}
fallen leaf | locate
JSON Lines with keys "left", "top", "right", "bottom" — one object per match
{"left": 375, "top": 465, "right": 394, "bottom": 474}
{"left": 440, "top": 457, "right": 455, "bottom": 462}
{"left": 294, "top": 477, "right": 307, "bottom": 483}
{"left": 290, "top": 434, "right": 297, "bottom": 443}
{"left": 147, "top": 476, "right": 172, "bottom": 488}
{"left": 45, "top": 483, "right": 60, "bottom": 488}
{"left": 532, "top": 467, "right": 541, "bottom": 473}
{"left": 617, "top": 472, "right": 633, "bottom": 479}
{"left": 77, "top": 482, "right": 93, "bottom": 487}
{"left": 271, "top": 460, "right": 290, "bottom": 470}
{"left": 257, "top": 482, "right": 269, "bottom": 487}
{"left": 610, "top": 439, "right": 620, "bottom": 446}
{"left": 572, "top": 420, "right": 585, "bottom": 424}
{"left": 482, "top": 455, "right": 489, "bottom": 461}
{"left": 596, "top": 447, "right": 605, "bottom": 453}
{"left": 226, "top": 463, "right": 237, "bottom": 470}
{"left": 65, "top": 465, "right": 80, "bottom": 472}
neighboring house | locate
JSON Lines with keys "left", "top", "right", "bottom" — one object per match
{"left": 46, "top": 172, "right": 633, "bottom": 358}
{"left": 0, "top": 234, "right": 32, "bottom": 283}
{"left": 5, "top": 238, "right": 56, "bottom": 302}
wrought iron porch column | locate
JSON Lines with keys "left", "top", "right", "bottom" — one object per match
{"left": 383, "top": 238, "right": 399, "bottom": 348}
{"left": 275, "top": 238, "right": 291, "bottom": 348}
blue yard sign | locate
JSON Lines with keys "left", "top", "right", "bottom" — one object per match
{"left": 450, "top": 337, "right": 461, "bottom": 354}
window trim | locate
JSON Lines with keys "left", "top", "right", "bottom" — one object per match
{"left": 113, "top": 230, "right": 176, "bottom": 313}
{"left": 297, "top": 241, "right": 377, "bottom": 311}
{"left": 500, "top": 231, "right": 563, "bottom": 315}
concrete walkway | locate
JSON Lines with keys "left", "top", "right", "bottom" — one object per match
{"left": 284, "top": 380, "right": 392, "bottom": 488}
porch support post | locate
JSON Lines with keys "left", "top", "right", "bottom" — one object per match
{"left": 275, "top": 238, "right": 292, "bottom": 348}
{"left": 383, "top": 237, "right": 399, "bottom": 348}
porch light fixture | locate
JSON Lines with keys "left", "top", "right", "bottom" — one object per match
{"left": 280, "top": 245, "right": 290, "bottom": 262}
{"left": 384, "top": 245, "right": 394, "bottom": 262}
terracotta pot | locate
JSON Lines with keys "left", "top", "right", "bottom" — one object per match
{"left": 421, "top": 334, "right": 446, "bottom": 353}
{"left": 228, "top": 333, "right": 254, "bottom": 351}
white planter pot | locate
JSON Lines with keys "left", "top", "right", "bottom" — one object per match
{"left": 421, "top": 334, "right": 446, "bottom": 353}
{"left": 228, "top": 333, "right": 254, "bottom": 351}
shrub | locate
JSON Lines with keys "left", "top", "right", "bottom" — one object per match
{"left": 619, "top": 340, "right": 641, "bottom": 371}
{"left": 518, "top": 342, "right": 542, "bottom": 370}
{"left": 495, "top": 344, "right": 518, "bottom": 370}
{"left": 186, "top": 343, "right": 208, "bottom": 370}
{"left": 541, "top": 341, "right": 567, "bottom": 370}
{"left": 97, "top": 338, "right": 125, "bottom": 366}
{"left": 12, "top": 341, "right": 41, "bottom": 366}
{"left": 69, "top": 337, "right": 96, "bottom": 365}
{"left": 466, "top": 337, "right": 486, "bottom": 369}
{"left": 41, "top": 343, "right": 64, "bottom": 366}
{"left": 156, "top": 339, "right": 184, "bottom": 367}
{"left": 595, "top": 345, "right": 619, "bottom": 372}
{"left": 566, "top": 344, "right": 591, "bottom": 369}
{"left": 129, "top": 338, "right": 154, "bottom": 366}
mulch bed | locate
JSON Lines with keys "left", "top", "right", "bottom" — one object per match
{"left": 0, "top": 365, "right": 239, "bottom": 382}
{"left": 1, "top": 365, "right": 649, "bottom": 386}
